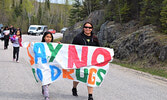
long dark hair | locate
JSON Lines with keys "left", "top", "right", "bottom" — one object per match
{"left": 4, "top": 26, "right": 9, "bottom": 30}
{"left": 16, "top": 29, "right": 22, "bottom": 38}
{"left": 82, "top": 22, "right": 99, "bottom": 44}
{"left": 83, "top": 22, "right": 93, "bottom": 28}
{"left": 41, "top": 31, "right": 53, "bottom": 42}
{"left": 82, "top": 22, "right": 94, "bottom": 35}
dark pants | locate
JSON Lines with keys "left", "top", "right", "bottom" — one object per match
{"left": 13, "top": 47, "right": 20, "bottom": 61}
{"left": 4, "top": 35, "right": 9, "bottom": 49}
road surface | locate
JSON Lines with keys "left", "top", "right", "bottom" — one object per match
{"left": 0, "top": 33, "right": 167, "bottom": 100}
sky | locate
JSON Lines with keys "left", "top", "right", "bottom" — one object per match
{"left": 36, "top": 0, "right": 76, "bottom": 4}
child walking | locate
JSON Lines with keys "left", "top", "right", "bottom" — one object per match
{"left": 11, "top": 29, "right": 22, "bottom": 63}
{"left": 41, "top": 32, "right": 54, "bottom": 100}
{"left": 3, "top": 26, "right": 10, "bottom": 49}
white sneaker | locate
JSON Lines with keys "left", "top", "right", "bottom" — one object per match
{"left": 13, "top": 59, "right": 16, "bottom": 62}
{"left": 16, "top": 60, "right": 19, "bottom": 63}
{"left": 45, "top": 97, "right": 49, "bottom": 100}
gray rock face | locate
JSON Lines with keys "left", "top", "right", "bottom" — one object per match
{"left": 98, "top": 21, "right": 167, "bottom": 63}
{"left": 159, "top": 46, "right": 167, "bottom": 61}
{"left": 97, "top": 20, "right": 139, "bottom": 46}
{"left": 61, "top": 21, "right": 83, "bottom": 43}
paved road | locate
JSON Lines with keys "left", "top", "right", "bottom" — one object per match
{"left": 0, "top": 33, "right": 167, "bottom": 100}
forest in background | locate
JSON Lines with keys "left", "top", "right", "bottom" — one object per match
{"left": 69, "top": 0, "right": 167, "bottom": 35}
{"left": 1, "top": 0, "right": 167, "bottom": 34}
{"left": 0, "top": 0, "right": 72, "bottom": 33}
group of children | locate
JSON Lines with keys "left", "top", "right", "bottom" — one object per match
{"left": 1, "top": 25, "right": 22, "bottom": 63}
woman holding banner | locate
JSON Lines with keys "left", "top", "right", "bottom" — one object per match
{"left": 72, "top": 22, "right": 99, "bottom": 100}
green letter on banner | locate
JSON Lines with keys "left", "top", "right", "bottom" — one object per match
{"left": 76, "top": 68, "right": 88, "bottom": 83}
{"left": 96, "top": 69, "right": 106, "bottom": 86}
{"left": 47, "top": 43, "right": 62, "bottom": 62}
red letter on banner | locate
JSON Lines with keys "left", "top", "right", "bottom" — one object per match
{"left": 68, "top": 45, "right": 88, "bottom": 68}
{"left": 91, "top": 48, "right": 111, "bottom": 67}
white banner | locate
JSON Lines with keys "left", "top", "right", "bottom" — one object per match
{"left": 25, "top": 42, "right": 114, "bottom": 87}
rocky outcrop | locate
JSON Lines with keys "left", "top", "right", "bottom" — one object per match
{"left": 97, "top": 20, "right": 139, "bottom": 46}
{"left": 159, "top": 45, "right": 167, "bottom": 61}
{"left": 98, "top": 21, "right": 167, "bottom": 65}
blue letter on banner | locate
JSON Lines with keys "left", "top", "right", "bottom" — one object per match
{"left": 49, "top": 65, "right": 61, "bottom": 81}
{"left": 33, "top": 43, "right": 47, "bottom": 64}
{"left": 37, "top": 68, "right": 43, "bottom": 81}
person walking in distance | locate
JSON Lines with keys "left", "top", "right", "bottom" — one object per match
{"left": 71, "top": 22, "right": 99, "bottom": 100}
{"left": 11, "top": 29, "right": 22, "bottom": 63}
{"left": 3, "top": 26, "right": 10, "bottom": 49}
{"left": 41, "top": 32, "right": 54, "bottom": 100}
{"left": 9, "top": 25, "right": 15, "bottom": 37}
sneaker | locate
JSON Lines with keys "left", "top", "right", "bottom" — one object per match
{"left": 13, "top": 59, "right": 16, "bottom": 62}
{"left": 16, "top": 60, "right": 19, "bottom": 63}
{"left": 45, "top": 97, "right": 49, "bottom": 100}
{"left": 72, "top": 88, "right": 78, "bottom": 96}
{"left": 88, "top": 96, "right": 93, "bottom": 100}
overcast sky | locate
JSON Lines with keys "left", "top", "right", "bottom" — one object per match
{"left": 36, "top": 0, "right": 76, "bottom": 4}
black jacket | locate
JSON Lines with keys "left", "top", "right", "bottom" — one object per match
{"left": 72, "top": 32, "right": 99, "bottom": 46}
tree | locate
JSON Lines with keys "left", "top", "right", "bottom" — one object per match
{"left": 14, "top": 3, "right": 22, "bottom": 17}
{"left": 45, "top": 0, "right": 50, "bottom": 10}
{"left": 160, "top": 0, "right": 167, "bottom": 34}
{"left": 37, "top": 2, "right": 42, "bottom": 24}
{"left": 12, "top": 0, "right": 15, "bottom": 8}
{"left": 82, "top": 0, "right": 101, "bottom": 15}
{"left": 127, "top": 0, "right": 141, "bottom": 20}
{"left": 20, "top": 0, "right": 22, "bottom": 4}
{"left": 22, "top": 0, "right": 34, "bottom": 26}
{"left": 104, "top": 0, "right": 130, "bottom": 23}
{"left": 140, "top": 0, "right": 163, "bottom": 25}
{"left": 0, "top": 0, "right": 12, "bottom": 24}
{"left": 68, "top": 0, "right": 82, "bottom": 26}
{"left": 64, "top": 0, "right": 71, "bottom": 26}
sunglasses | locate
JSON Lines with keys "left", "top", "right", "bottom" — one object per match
{"left": 84, "top": 26, "right": 93, "bottom": 29}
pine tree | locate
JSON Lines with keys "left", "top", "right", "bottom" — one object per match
{"left": 82, "top": 0, "right": 101, "bottom": 15}
{"left": 140, "top": 0, "right": 163, "bottom": 25}
{"left": 127, "top": 0, "right": 141, "bottom": 20}
{"left": 104, "top": 0, "right": 130, "bottom": 23}
{"left": 68, "top": 0, "right": 82, "bottom": 26}
{"left": 160, "top": 0, "right": 167, "bottom": 34}
{"left": 119, "top": 1, "right": 130, "bottom": 23}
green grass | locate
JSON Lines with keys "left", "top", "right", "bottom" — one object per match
{"left": 112, "top": 61, "right": 167, "bottom": 78}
